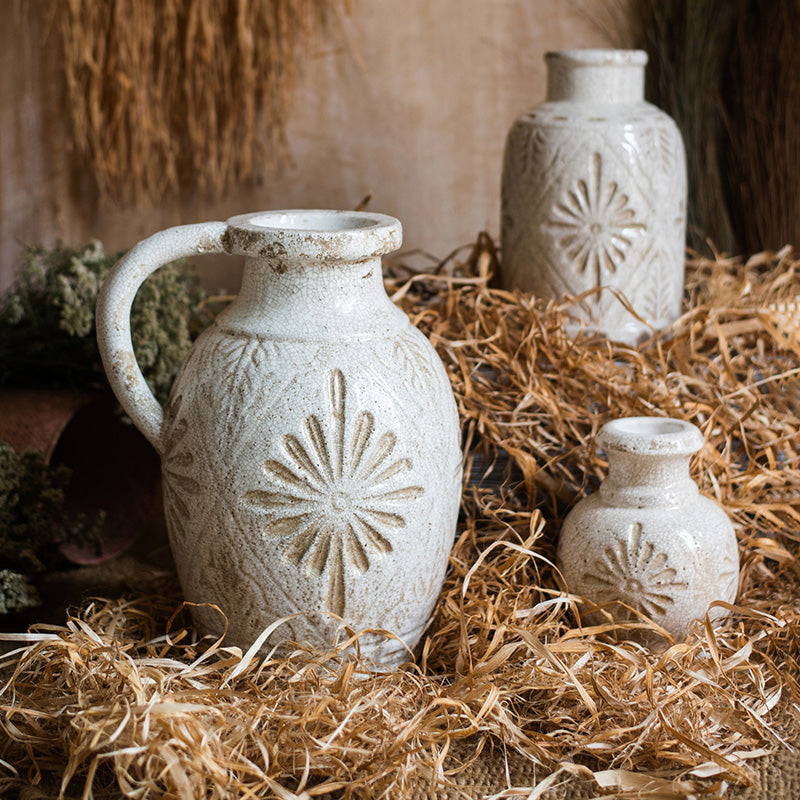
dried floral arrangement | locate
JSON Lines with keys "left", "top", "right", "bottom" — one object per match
{"left": 1, "top": 241, "right": 799, "bottom": 799}
{"left": 0, "top": 241, "right": 205, "bottom": 403}
{"left": 54, "top": 0, "right": 342, "bottom": 205}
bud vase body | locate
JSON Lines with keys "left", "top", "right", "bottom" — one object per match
{"left": 557, "top": 417, "right": 738, "bottom": 641}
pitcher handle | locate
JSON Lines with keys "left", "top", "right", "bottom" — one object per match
{"left": 96, "top": 221, "right": 228, "bottom": 454}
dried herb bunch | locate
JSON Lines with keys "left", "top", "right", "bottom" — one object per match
{"left": 0, "top": 241, "right": 205, "bottom": 403}
{"left": 1, "top": 241, "right": 798, "bottom": 798}
{"left": 0, "top": 441, "right": 102, "bottom": 614}
{"left": 56, "top": 0, "right": 340, "bottom": 205}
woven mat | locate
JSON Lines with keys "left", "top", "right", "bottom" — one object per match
{"left": 423, "top": 722, "right": 800, "bottom": 798}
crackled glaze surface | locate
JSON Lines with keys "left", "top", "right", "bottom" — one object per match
{"left": 557, "top": 417, "right": 739, "bottom": 642}
{"left": 96, "top": 210, "right": 462, "bottom": 666}
{"left": 501, "top": 50, "right": 687, "bottom": 344}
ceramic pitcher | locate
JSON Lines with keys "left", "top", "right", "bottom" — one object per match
{"left": 96, "top": 210, "right": 463, "bottom": 665}
{"left": 501, "top": 50, "right": 687, "bottom": 344}
{"left": 557, "top": 417, "right": 739, "bottom": 641}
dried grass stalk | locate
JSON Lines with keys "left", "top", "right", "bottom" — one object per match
{"left": 605, "top": 0, "right": 739, "bottom": 252}
{"left": 56, "top": 0, "right": 340, "bottom": 206}
{"left": 1, "top": 241, "right": 800, "bottom": 798}
{"left": 612, "top": 0, "right": 800, "bottom": 254}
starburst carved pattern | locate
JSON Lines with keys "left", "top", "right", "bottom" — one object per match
{"left": 548, "top": 152, "right": 646, "bottom": 287}
{"left": 583, "top": 522, "right": 688, "bottom": 619}
{"left": 242, "top": 369, "right": 424, "bottom": 616}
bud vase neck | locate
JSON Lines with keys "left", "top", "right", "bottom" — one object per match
{"left": 596, "top": 417, "right": 703, "bottom": 508}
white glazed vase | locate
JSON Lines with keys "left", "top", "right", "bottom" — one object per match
{"left": 501, "top": 50, "right": 687, "bottom": 344}
{"left": 557, "top": 417, "right": 739, "bottom": 641}
{"left": 96, "top": 210, "right": 463, "bottom": 666}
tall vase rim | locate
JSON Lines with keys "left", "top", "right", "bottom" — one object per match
{"left": 545, "top": 49, "right": 648, "bottom": 68}
{"left": 597, "top": 416, "right": 704, "bottom": 457}
{"left": 223, "top": 209, "right": 403, "bottom": 262}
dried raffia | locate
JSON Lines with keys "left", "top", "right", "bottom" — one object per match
{"left": 1, "top": 240, "right": 799, "bottom": 798}
{"left": 55, "top": 0, "right": 341, "bottom": 205}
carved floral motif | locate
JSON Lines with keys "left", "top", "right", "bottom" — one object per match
{"left": 583, "top": 521, "right": 688, "bottom": 619}
{"left": 162, "top": 394, "right": 200, "bottom": 545}
{"left": 547, "top": 152, "right": 646, "bottom": 287}
{"left": 393, "top": 332, "right": 436, "bottom": 391}
{"left": 243, "top": 368, "right": 424, "bottom": 616}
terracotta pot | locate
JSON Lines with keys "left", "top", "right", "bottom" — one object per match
{"left": 0, "top": 388, "right": 161, "bottom": 564}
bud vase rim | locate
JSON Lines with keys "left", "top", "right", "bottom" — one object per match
{"left": 597, "top": 416, "right": 704, "bottom": 456}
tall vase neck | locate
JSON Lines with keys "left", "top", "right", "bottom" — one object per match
{"left": 545, "top": 49, "right": 646, "bottom": 104}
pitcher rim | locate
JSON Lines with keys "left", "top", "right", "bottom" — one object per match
{"left": 223, "top": 209, "right": 403, "bottom": 263}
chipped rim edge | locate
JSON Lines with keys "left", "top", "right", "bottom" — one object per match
{"left": 223, "top": 209, "right": 403, "bottom": 262}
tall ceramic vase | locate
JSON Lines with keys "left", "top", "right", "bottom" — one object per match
{"left": 557, "top": 417, "right": 739, "bottom": 642}
{"left": 96, "top": 210, "right": 463, "bottom": 666}
{"left": 501, "top": 50, "right": 687, "bottom": 344}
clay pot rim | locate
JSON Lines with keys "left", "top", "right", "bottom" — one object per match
{"left": 597, "top": 416, "right": 704, "bottom": 456}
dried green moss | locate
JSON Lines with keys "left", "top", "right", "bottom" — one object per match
{"left": 0, "top": 240, "right": 206, "bottom": 403}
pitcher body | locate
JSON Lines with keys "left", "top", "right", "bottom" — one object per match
{"left": 97, "top": 210, "right": 462, "bottom": 665}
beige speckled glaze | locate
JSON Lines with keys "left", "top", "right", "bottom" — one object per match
{"left": 96, "top": 210, "right": 462, "bottom": 666}
{"left": 501, "top": 50, "right": 687, "bottom": 344}
{"left": 557, "top": 417, "right": 739, "bottom": 641}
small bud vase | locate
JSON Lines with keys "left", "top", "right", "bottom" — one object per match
{"left": 501, "top": 49, "right": 687, "bottom": 344}
{"left": 557, "top": 417, "right": 739, "bottom": 641}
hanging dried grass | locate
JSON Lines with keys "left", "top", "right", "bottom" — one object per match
{"left": 56, "top": 0, "right": 341, "bottom": 206}
{"left": 722, "top": 1, "right": 800, "bottom": 254}
{"left": 1, "top": 241, "right": 799, "bottom": 798}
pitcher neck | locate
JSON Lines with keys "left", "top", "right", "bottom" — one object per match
{"left": 545, "top": 49, "right": 646, "bottom": 104}
{"left": 218, "top": 255, "right": 402, "bottom": 339}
